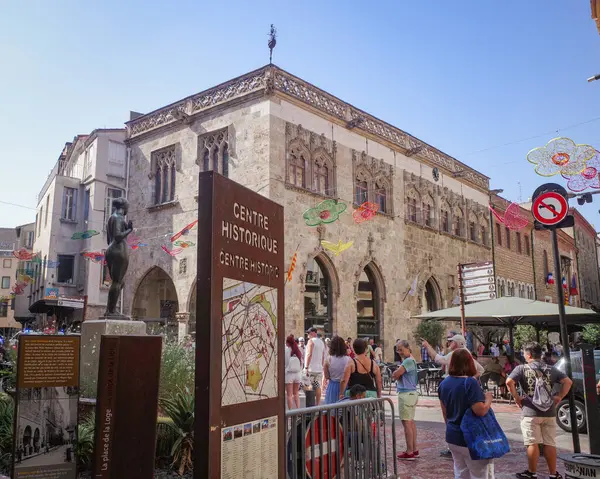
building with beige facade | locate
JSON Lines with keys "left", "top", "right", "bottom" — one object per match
{"left": 30, "top": 129, "right": 127, "bottom": 330}
{"left": 122, "top": 65, "right": 492, "bottom": 354}
{"left": 0, "top": 228, "right": 20, "bottom": 334}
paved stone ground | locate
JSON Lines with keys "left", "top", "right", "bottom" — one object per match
{"left": 381, "top": 393, "right": 587, "bottom": 479}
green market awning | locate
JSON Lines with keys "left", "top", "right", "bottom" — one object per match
{"left": 414, "top": 296, "right": 600, "bottom": 327}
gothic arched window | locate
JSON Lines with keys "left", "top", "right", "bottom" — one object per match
{"left": 198, "top": 129, "right": 230, "bottom": 177}
{"left": 355, "top": 179, "right": 368, "bottom": 205}
{"left": 152, "top": 145, "right": 176, "bottom": 205}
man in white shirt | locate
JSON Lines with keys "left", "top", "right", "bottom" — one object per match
{"left": 304, "top": 327, "right": 325, "bottom": 405}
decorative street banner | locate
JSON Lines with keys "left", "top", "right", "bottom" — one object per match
{"left": 195, "top": 172, "right": 284, "bottom": 479}
{"left": 13, "top": 335, "right": 80, "bottom": 479}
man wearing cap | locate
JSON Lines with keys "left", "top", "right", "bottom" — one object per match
{"left": 422, "top": 334, "right": 484, "bottom": 377}
{"left": 304, "top": 327, "right": 326, "bottom": 405}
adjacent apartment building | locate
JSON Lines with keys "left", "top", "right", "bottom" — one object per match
{"left": 12, "top": 223, "right": 35, "bottom": 325}
{"left": 570, "top": 208, "right": 600, "bottom": 311}
{"left": 121, "top": 64, "right": 493, "bottom": 351}
{"left": 31, "top": 129, "right": 127, "bottom": 330}
{"left": 0, "top": 228, "right": 20, "bottom": 334}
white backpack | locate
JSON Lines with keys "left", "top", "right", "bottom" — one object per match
{"left": 526, "top": 365, "right": 554, "bottom": 412}
{"left": 287, "top": 355, "right": 302, "bottom": 374}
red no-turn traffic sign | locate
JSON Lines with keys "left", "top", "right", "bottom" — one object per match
{"left": 532, "top": 191, "right": 568, "bottom": 226}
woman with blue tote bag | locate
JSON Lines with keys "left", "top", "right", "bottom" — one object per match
{"left": 438, "top": 348, "right": 498, "bottom": 479}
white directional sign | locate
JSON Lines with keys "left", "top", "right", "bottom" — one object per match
{"left": 460, "top": 261, "right": 495, "bottom": 304}
{"left": 464, "top": 291, "right": 497, "bottom": 302}
{"left": 462, "top": 276, "right": 495, "bottom": 287}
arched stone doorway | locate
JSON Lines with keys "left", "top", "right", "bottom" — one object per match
{"left": 304, "top": 256, "right": 335, "bottom": 336}
{"left": 33, "top": 428, "right": 40, "bottom": 452}
{"left": 356, "top": 264, "right": 384, "bottom": 344}
{"left": 132, "top": 267, "right": 179, "bottom": 339}
{"left": 23, "top": 425, "right": 31, "bottom": 448}
{"left": 422, "top": 277, "right": 442, "bottom": 313}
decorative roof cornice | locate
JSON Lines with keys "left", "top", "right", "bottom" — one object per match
{"left": 126, "top": 65, "right": 489, "bottom": 191}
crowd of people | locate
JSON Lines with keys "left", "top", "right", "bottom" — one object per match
{"left": 285, "top": 329, "right": 578, "bottom": 479}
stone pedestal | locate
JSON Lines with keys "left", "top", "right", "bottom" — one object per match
{"left": 80, "top": 318, "right": 147, "bottom": 396}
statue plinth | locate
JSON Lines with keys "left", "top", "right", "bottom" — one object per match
{"left": 80, "top": 317, "right": 147, "bottom": 396}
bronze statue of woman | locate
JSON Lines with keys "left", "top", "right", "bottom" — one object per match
{"left": 104, "top": 197, "right": 133, "bottom": 317}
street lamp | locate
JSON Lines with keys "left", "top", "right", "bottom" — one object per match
{"left": 588, "top": 74, "right": 600, "bottom": 83}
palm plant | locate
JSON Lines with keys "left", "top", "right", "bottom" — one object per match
{"left": 159, "top": 342, "right": 195, "bottom": 402}
{"left": 0, "top": 394, "right": 13, "bottom": 474}
{"left": 74, "top": 415, "right": 95, "bottom": 470}
{"left": 159, "top": 388, "right": 194, "bottom": 475}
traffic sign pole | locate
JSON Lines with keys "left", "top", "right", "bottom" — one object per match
{"left": 551, "top": 228, "right": 580, "bottom": 453}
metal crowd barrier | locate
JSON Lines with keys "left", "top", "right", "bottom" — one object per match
{"left": 285, "top": 397, "right": 399, "bottom": 479}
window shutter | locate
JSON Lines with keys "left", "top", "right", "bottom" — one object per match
{"left": 62, "top": 188, "right": 68, "bottom": 219}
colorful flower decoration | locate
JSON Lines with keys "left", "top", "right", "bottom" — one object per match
{"left": 162, "top": 245, "right": 183, "bottom": 256}
{"left": 46, "top": 260, "right": 60, "bottom": 268}
{"left": 13, "top": 248, "right": 37, "bottom": 261}
{"left": 286, "top": 252, "right": 297, "bottom": 283}
{"left": 527, "top": 137, "right": 594, "bottom": 177}
{"left": 303, "top": 200, "right": 347, "bottom": 226}
{"left": 562, "top": 150, "right": 600, "bottom": 192}
{"left": 353, "top": 202, "right": 380, "bottom": 224}
{"left": 171, "top": 221, "right": 198, "bottom": 243}
{"left": 174, "top": 240, "right": 195, "bottom": 248}
{"left": 81, "top": 251, "right": 106, "bottom": 264}
{"left": 18, "top": 275, "right": 34, "bottom": 285}
{"left": 321, "top": 240, "right": 353, "bottom": 256}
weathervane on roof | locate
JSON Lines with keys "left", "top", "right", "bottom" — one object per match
{"left": 268, "top": 24, "right": 277, "bottom": 64}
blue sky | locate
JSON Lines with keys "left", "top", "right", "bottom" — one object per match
{"left": 1, "top": 1, "right": 600, "bottom": 229}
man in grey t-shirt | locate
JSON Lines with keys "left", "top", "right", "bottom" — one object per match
{"left": 506, "top": 342, "right": 572, "bottom": 479}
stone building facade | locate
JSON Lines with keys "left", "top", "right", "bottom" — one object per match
{"left": 571, "top": 209, "right": 600, "bottom": 310}
{"left": 490, "top": 196, "right": 536, "bottom": 300}
{"left": 122, "top": 65, "right": 492, "bottom": 357}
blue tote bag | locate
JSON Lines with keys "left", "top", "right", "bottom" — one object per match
{"left": 460, "top": 402, "right": 510, "bottom": 460}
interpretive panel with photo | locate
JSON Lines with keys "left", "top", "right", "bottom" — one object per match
{"left": 220, "top": 415, "right": 278, "bottom": 479}
{"left": 13, "top": 335, "right": 80, "bottom": 479}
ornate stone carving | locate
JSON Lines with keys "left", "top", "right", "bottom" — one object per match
{"left": 127, "top": 65, "right": 489, "bottom": 190}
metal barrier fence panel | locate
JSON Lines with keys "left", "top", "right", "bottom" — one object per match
{"left": 285, "top": 397, "right": 398, "bottom": 479}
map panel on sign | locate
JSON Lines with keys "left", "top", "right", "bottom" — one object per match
{"left": 222, "top": 278, "right": 278, "bottom": 406}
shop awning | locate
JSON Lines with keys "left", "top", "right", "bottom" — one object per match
{"left": 414, "top": 296, "right": 600, "bottom": 327}
{"left": 29, "top": 298, "right": 85, "bottom": 314}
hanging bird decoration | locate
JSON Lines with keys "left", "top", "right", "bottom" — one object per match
{"left": 171, "top": 220, "right": 198, "bottom": 243}
{"left": 321, "top": 240, "right": 353, "bottom": 257}
{"left": 162, "top": 245, "right": 184, "bottom": 257}
{"left": 174, "top": 240, "right": 195, "bottom": 248}
{"left": 268, "top": 24, "right": 277, "bottom": 64}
